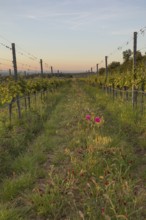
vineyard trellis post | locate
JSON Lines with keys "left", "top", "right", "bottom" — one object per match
{"left": 105, "top": 56, "right": 108, "bottom": 81}
{"left": 40, "top": 59, "right": 43, "bottom": 77}
{"left": 8, "top": 101, "right": 12, "bottom": 122}
{"left": 141, "top": 81, "right": 145, "bottom": 113}
{"left": 105, "top": 56, "right": 108, "bottom": 93}
{"left": 12, "top": 43, "right": 21, "bottom": 119}
{"left": 51, "top": 66, "right": 53, "bottom": 75}
{"left": 12, "top": 43, "right": 18, "bottom": 81}
{"left": 96, "top": 64, "right": 98, "bottom": 76}
{"left": 132, "top": 31, "right": 138, "bottom": 108}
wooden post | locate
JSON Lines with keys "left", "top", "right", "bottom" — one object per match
{"left": 132, "top": 32, "right": 138, "bottom": 108}
{"left": 9, "top": 102, "right": 12, "bottom": 123}
{"left": 51, "top": 66, "right": 53, "bottom": 74}
{"left": 11, "top": 43, "right": 21, "bottom": 118}
{"left": 40, "top": 59, "right": 43, "bottom": 77}
{"left": 12, "top": 43, "right": 18, "bottom": 81}
{"left": 96, "top": 64, "right": 98, "bottom": 76}
{"left": 141, "top": 81, "right": 145, "bottom": 114}
{"left": 105, "top": 56, "right": 108, "bottom": 81}
{"left": 105, "top": 56, "right": 108, "bottom": 93}
{"left": 112, "top": 83, "right": 115, "bottom": 101}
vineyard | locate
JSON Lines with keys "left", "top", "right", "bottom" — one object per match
{"left": 0, "top": 63, "right": 145, "bottom": 106}
{"left": 0, "top": 74, "right": 146, "bottom": 220}
{"left": 96, "top": 68, "right": 145, "bottom": 92}
{"left": 0, "top": 77, "right": 65, "bottom": 106}
{"left": 1, "top": 1, "right": 146, "bottom": 218}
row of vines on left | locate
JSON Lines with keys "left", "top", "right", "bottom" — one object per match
{"left": 0, "top": 76, "right": 65, "bottom": 124}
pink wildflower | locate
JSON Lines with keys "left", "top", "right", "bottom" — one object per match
{"left": 94, "top": 117, "right": 101, "bottom": 123}
{"left": 86, "top": 114, "right": 91, "bottom": 120}
{"left": 101, "top": 207, "right": 105, "bottom": 215}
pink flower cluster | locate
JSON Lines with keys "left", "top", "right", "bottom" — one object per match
{"left": 86, "top": 114, "right": 91, "bottom": 120}
{"left": 86, "top": 115, "right": 101, "bottom": 123}
{"left": 94, "top": 117, "right": 101, "bottom": 123}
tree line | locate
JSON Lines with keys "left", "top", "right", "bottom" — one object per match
{"left": 99, "top": 50, "right": 146, "bottom": 75}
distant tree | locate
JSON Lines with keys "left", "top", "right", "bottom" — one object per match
{"left": 123, "top": 49, "right": 132, "bottom": 62}
{"left": 108, "top": 61, "right": 120, "bottom": 70}
{"left": 99, "top": 67, "right": 105, "bottom": 75}
{"left": 136, "top": 51, "right": 143, "bottom": 61}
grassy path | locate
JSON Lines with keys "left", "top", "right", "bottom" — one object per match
{"left": 0, "top": 81, "right": 145, "bottom": 220}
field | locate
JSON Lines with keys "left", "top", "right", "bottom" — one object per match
{"left": 0, "top": 78, "right": 146, "bottom": 220}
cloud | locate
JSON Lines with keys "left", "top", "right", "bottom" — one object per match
{"left": 19, "top": 0, "right": 146, "bottom": 32}
{"left": 26, "top": 15, "right": 38, "bottom": 20}
{"left": 24, "top": 9, "right": 92, "bottom": 30}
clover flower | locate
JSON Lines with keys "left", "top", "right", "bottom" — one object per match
{"left": 86, "top": 114, "right": 91, "bottom": 120}
{"left": 94, "top": 117, "right": 101, "bottom": 123}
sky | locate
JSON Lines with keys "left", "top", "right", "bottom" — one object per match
{"left": 0, "top": 0, "right": 146, "bottom": 73}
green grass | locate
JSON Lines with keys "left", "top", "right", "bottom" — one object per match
{"left": 0, "top": 204, "right": 24, "bottom": 220}
{"left": 0, "top": 79, "right": 145, "bottom": 219}
{"left": 0, "top": 173, "right": 34, "bottom": 202}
